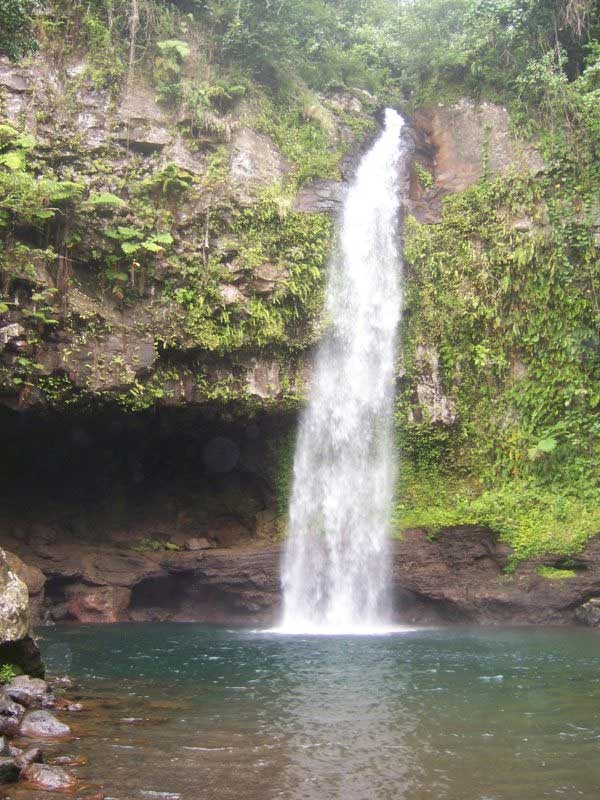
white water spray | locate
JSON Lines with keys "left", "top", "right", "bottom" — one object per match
{"left": 278, "top": 109, "right": 406, "bottom": 635}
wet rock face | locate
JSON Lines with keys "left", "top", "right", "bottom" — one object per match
{"left": 409, "top": 100, "right": 544, "bottom": 223}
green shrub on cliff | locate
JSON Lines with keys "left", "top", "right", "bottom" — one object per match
{"left": 0, "top": 0, "right": 38, "bottom": 60}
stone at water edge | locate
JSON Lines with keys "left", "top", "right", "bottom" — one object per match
{"left": 6, "top": 675, "right": 50, "bottom": 708}
{"left": 575, "top": 597, "right": 600, "bottom": 627}
{"left": 51, "top": 754, "right": 87, "bottom": 767}
{"left": 15, "top": 746, "right": 43, "bottom": 768}
{"left": 21, "top": 762, "right": 77, "bottom": 790}
{"left": 0, "top": 696, "right": 25, "bottom": 716}
{"left": 49, "top": 676, "right": 73, "bottom": 691}
{"left": 0, "top": 717, "right": 20, "bottom": 736}
{"left": 0, "top": 756, "right": 20, "bottom": 783}
{"left": 19, "top": 710, "right": 71, "bottom": 738}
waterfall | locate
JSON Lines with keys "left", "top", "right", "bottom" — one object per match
{"left": 278, "top": 108, "right": 405, "bottom": 635}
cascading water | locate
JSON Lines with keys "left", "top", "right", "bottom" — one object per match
{"left": 278, "top": 108, "right": 406, "bottom": 635}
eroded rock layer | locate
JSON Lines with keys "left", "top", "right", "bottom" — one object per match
{"left": 4, "top": 528, "right": 600, "bottom": 627}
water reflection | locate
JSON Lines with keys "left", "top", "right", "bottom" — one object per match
{"left": 277, "top": 634, "right": 421, "bottom": 799}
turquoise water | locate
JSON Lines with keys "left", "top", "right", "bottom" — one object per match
{"left": 14, "top": 625, "right": 600, "bottom": 799}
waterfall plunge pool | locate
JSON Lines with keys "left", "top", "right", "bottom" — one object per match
{"left": 7, "top": 623, "right": 599, "bottom": 800}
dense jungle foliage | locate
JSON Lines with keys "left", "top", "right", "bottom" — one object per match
{"left": 0, "top": 0, "right": 598, "bottom": 563}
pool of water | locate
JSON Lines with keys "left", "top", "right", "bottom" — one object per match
{"left": 7, "top": 624, "right": 600, "bottom": 800}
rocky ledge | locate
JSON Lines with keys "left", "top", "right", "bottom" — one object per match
{"left": 4, "top": 528, "right": 600, "bottom": 627}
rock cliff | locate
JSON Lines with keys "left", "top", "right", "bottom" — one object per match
{"left": 1, "top": 17, "right": 597, "bottom": 629}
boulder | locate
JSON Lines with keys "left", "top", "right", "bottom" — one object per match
{"left": 0, "top": 696, "right": 25, "bottom": 722}
{"left": 14, "top": 746, "right": 43, "bottom": 768}
{"left": 6, "top": 676, "right": 49, "bottom": 708}
{"left": 19, "top": 710, "right": 71, "bottom": 738}
{"left": 575, "top": 597, "right": 600, "bottom": 627}
{"left": 0, "top": 735, "right": 9, "bottom": 755}
{"left": 51, "top": 754, "right": 87, "bottom": 767}
{"left": 0, "top": 756, "right": 20, "bottom": 783}
{"left": 21, "top": 762, "right": 77, "bottom": 791}
{"left": 0, "top": 714, "right": 19, "bottom": 736}
{"left": 48, "top": 676, "right": 72, "bottom": 691}
{"left": 0, "top": 548, "right": 30, "bottom": 643}
{"left": 4, "top": 553, "right": 46, "bottom": 622}
{"left": 0, "top": 549, "right": 44, "bottom": 676}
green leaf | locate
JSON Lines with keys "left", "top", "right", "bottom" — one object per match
{"left": 116, "top": 226, "right": 143, "bottom": 240}
{"left": 537, "top": 437, "right": 558, "bottom": 453}
{"left": 0, "top": 150, "right": 25, "bottom": 170}
{"left": 86, "top": 192, "right": 127, "bottom": 209}
{"left": 141, "top": 241, "right": 163, "bottom": 252}
{"left": 105, "top": 270, "right": 129, "bottom": 281}
{"left": 16, "top": 133, "right": 35, "bottom": 149}
{"left": 152, "top": 232, "right": 174, "bottom": 245}
{"left": 41, "top": 180, "right": 84, "bottom": 202}
{"left": 121, "top": 242, "right": 141, "bottom": 255}
{"left": 157, "top": 39, "right": 190, "bottom": 60}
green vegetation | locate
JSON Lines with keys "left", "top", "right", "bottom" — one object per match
{"left": 414, "top": 163, "right": 434, "bottom": 191}
{"left": 537, "top": 565, "right": 578, "bottom": 579}
{"left": 0, "top": 0, "right": 38, "bottom": 60}
{"left": 0, "top": 0, "right": 598, "bottom": 567}
{"left": 132, "top": 537, "right": 181, "bottom": 552}
{"left": 0, "top": 662, "right": 17, "bottom": 684}
{"left": 164, "top": 193, "right": 331, "bottom": 353}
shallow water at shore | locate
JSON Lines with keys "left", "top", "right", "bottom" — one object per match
{"left": 5, "top": 624, "right": 600, "bottom": 800}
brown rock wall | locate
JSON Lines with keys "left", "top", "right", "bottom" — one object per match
{"left": 4, "top": 528, "right": 600, "bottom": 627}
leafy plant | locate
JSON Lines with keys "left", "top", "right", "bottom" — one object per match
{"left": 415, "top": 163, "right": 434, "bottom": 190}
{"left": 84, "top": 192, "right": 127, "bottom": 210}
{"left": 0, "top": 663, "right": 16, "bottom": 684}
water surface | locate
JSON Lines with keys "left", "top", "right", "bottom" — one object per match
{"left": 11, "top": 624, "right": 600, "bottom": 800}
